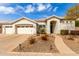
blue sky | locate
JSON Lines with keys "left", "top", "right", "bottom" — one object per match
{"left": 0, "top": 3, "right": 76, "bottom": 21}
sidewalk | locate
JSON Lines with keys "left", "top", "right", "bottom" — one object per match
{"left": 54, "top": 35, "right": 77, "bottom": 55}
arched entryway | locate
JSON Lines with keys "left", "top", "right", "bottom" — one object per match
{"left": 50, "top": 21, "right": 56, "bottom": 33}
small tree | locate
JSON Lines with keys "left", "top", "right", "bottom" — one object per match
{"left": 64, "top": 5, "right": 79, "bottom": 20}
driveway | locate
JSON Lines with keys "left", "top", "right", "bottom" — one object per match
{"left": 0, "top": 34, "right": 30, "bottom": 53}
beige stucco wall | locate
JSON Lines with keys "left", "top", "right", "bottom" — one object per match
{"left": 46, "top": 18, "right": 61, "bottom": 34}
{"left": 60, "top": 20, "right": 75, "bottom": 30}
{"left": 37, "top": 22, "right": 46, "bottom": 25}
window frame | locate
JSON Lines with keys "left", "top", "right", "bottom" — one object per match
{"left": 5, "top": 26, "right": 13, "bottom": 28}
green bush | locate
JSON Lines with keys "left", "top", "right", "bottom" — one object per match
{"left": 61, "top": 30, "right": 69, "bottom": 35}
{"left": 37, "top": 25, "right": 46, "bottom": 34}
{"left": 75, "top": 21, "right": 79, "bottom": 27}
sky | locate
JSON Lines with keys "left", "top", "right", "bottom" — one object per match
{"left": 0, "top": 3, "right": 76, "bottom": 21}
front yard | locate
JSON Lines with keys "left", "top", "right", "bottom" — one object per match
{"left": 0, "top": 34, "right": 79, "bottom": 55}
{"left": 13, "top": 34, "right": 59, "bottom": 53}
{"left": 61, "top": 35, "right": 79, "bottom": 54}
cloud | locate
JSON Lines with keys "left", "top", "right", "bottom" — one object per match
{"left": 53, "top": 7, "right": 58, "bottom": 12}
{"left": 37, "top": 4, "right": 46, "bottom": 11}
{"left": 15, "top": 5, "right": 25, "bottom": 11}
{"left": 22, "top": 3, "right": 52, "bottom": 13}
{"left": 0, "top": 4, "right": 56, "bottom": 14}
{"left": 46, "top": 4, "right": 51, "bottom": 8}
{"left": 37, "top": 3, "right": 51, "bottom": 11}
{"left": 25, "top": 5, "right": 35, "bottom": 13}
{"left": 0, "top": 6, "right": 15, "bottom": 14}
{"left": 48, "top": 7, "right": 53, "bottom": 11}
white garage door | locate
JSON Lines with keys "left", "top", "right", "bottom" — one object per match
{"left": 17, "top": 28, "right": 35, "bottom": 34}
{"left": 5, "top": 26, "right": 14, "bottom": 34}
{"left": 16, "top": 25, "right": 36, "bottom": 34}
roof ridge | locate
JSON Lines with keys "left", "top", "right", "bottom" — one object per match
{"left": 35, "top": 15, "right": 64, "bottom": 22}
{"left": 11, "top": 17, "right": 37, "bottom": 24}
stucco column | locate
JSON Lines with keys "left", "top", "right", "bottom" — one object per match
{"left": 46, "top": 21, "right": 50, "bottom": 34}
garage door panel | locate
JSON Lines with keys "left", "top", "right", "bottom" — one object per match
{"left": 5, "top": 28, "right": 14, "bottom": 34}
{"left": 17, "top": 28, "right": 36, "bottom": 34}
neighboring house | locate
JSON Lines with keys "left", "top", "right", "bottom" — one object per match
{"left": 0, "top": 15, "right": 77, "bottom": 34}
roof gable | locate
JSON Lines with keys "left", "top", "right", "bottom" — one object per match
{"left": 35, "top": 15, "right": 64, "bottom": 22}
{"left": 11, "top": 17, "right": 37, "bottom": 24}
{"left": 45, "top": 15, "right": 64, "bottom": 21}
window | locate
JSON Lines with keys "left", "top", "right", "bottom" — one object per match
{"left": 39, "top": 25, "right": 45, "bottom": 28}
{"left": 39, "top": 25, "right": 42, "bottom": 28}
{"left": 5, "top": 26, "right": 12, "bottom": 28}
{"left": 60, "top": 21, "right": 64, "bottom": 23}
{"left": 17, "top": 26, "right": 20, "bottom": 28}
{"left": 66, "top": 21, "right": 68, "bottom": 23}
{"left": 16, "top": 24, "right": 33, "bottom": 28}
{"left": 42, "top": 25, "right": 45, "bottom": 27}
{"left": 70, "top": 21, "right": 72, "bottom": 23}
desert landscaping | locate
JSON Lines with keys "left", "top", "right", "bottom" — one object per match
{"left": 61, "top": 35, "right": 79, "bottom": 54}
{"left": 0, "top": 34, "right": 79, "bottom": 55}
{"left": 13, "top": 34, "right": 59, "bottom": 53}
{"left": 0, "top": 34, "right": 60, "bottom": 56}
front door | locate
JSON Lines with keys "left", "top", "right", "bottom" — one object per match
{"left": 50, "top": 21, "right": 56, "bottom": 33}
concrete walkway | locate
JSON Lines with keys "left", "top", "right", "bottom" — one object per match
{"left": 54, "top": 35, "right": 77, "bottom": 55}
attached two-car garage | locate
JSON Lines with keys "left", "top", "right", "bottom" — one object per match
{"left": 3, "top": 18, "right": 37, "bottom": 34}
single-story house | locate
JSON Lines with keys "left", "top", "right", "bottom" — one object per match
{"left": 0, "top": 15, "right": 78, "bottom": 34}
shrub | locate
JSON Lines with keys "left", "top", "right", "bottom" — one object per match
{"left": 29, "top": 37, "right": 36, "bottom": 44}
{"left": 61, "top": 30, "right": 69, "bottom": 35}
{"left": 41, "top": 28, "right": 46, "bottom": 34}
{"left": 68, "top": 37, "right": 74, "bottom": 40}
{"left": 75, "top": 21, "right": 79, "bottom": 27}
{"left": 41, "top": 34, "right": 48, "bottom": 41}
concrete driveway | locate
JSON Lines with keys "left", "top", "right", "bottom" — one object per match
{"left": 0, "top": 34, "right": 29, "bottom": 53}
